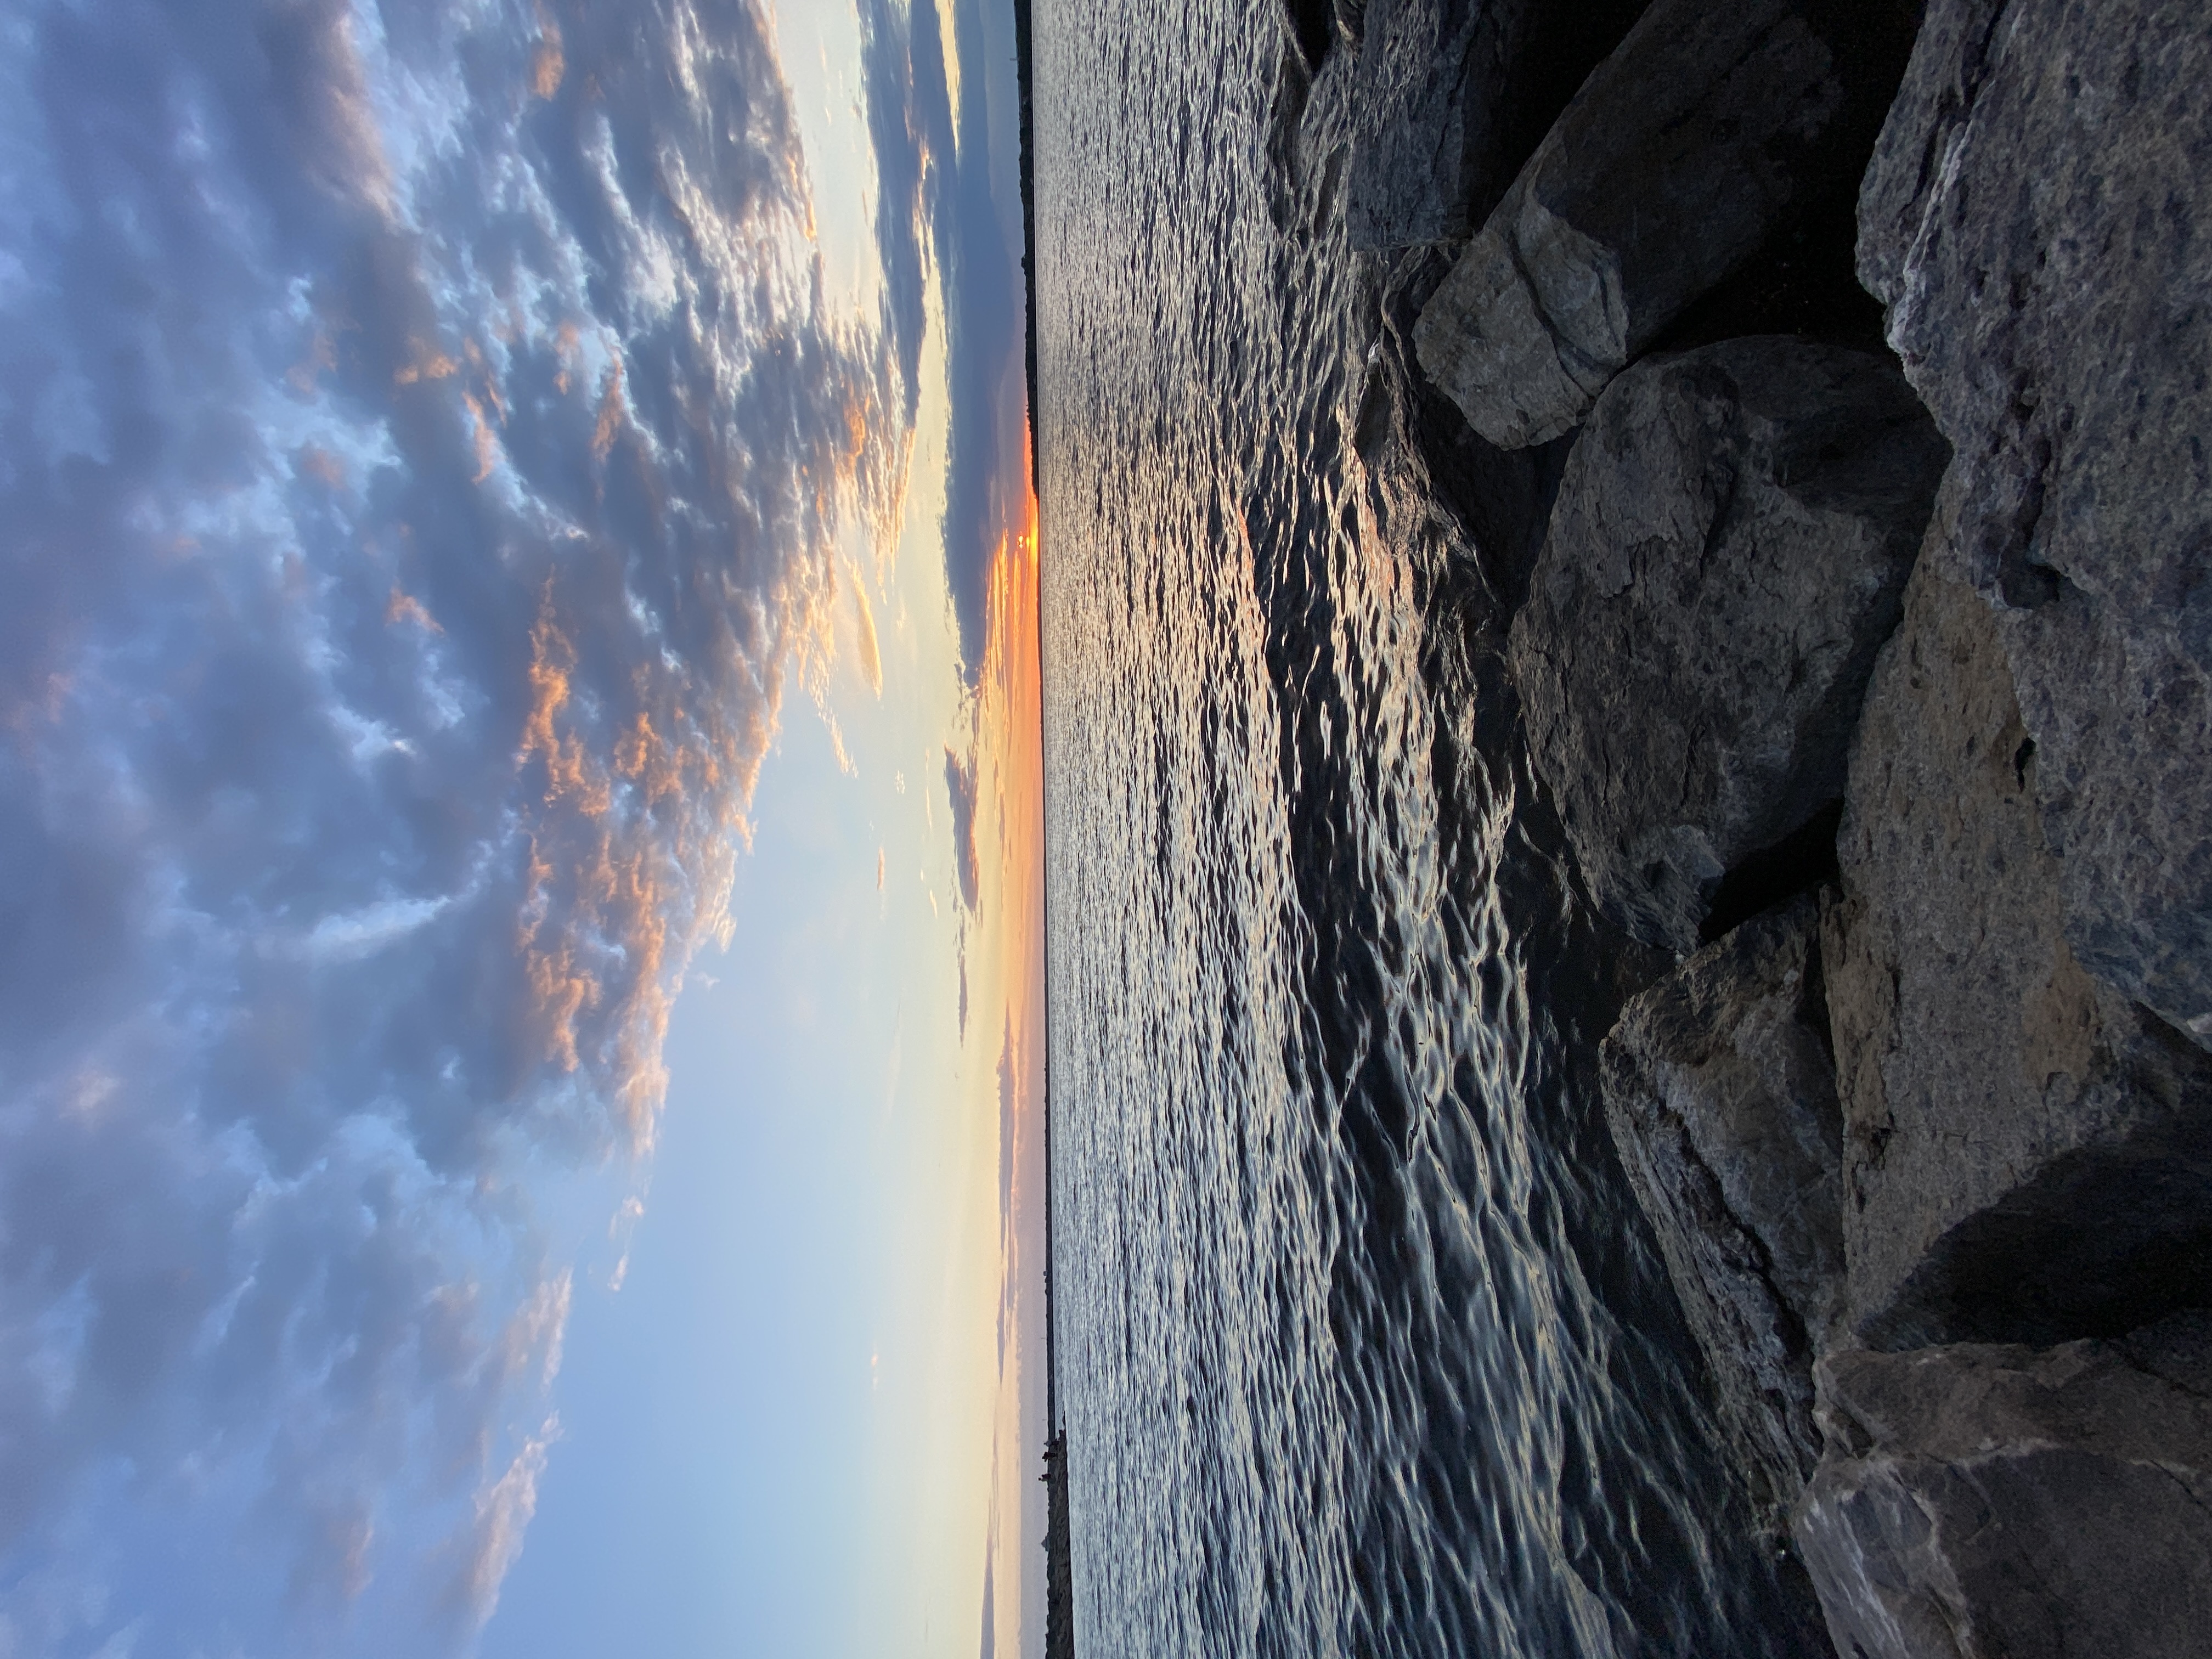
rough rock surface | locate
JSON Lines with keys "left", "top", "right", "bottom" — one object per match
{"left": 1412, "top": 0, "right": 1915, "bottom": 448}
{"left": 1857, "top": 0, "right": 2212, "bottom": 1047}
{"left": 1344, "top": 0, "right": 1529, "bottom": 251}
{"left": 1510, "top": 337, "right": 1945, "bottom": 955}
{"left": 1822, "top": 500, "right": 2212, "bottom": 1348}
{"left": 1794, "top": 1319, "right": 2212, "bottom": 1659}
{"left": 1601, "top": 894, "right": 1845, "bottom": 1534}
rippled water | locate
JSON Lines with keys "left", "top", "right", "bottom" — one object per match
{"left": 1031, "top": 7, "right": 1821, "bottom": 1657}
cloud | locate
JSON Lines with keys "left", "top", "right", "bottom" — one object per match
{"left": 256, "top": 0, "right": 397, "bottom": 217}
{"left": 450, "top": 1417, "right": 558, "bottom": 1627}
{"left": 855, "top": 0, "right": 941, "bottom": 430}
{"left": 857, "top": 0, "right": 1025, "bottom": 682}
{"left": 851, "top": 563, "right": 883, "bottom": 697}
{"left": 0, "top": 0, "right": 907, "bottom": 1650}
{"left": 996, "top": 1018, "right": 1017, "bottom": 1259}
{"left": 943, "top": 744, "right": 981, "bottom": 912}
{"left": 995, "top": 1015, "right": 1016, "bottom": 1374}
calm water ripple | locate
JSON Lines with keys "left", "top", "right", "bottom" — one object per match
{"left": 1034, "top": 6, "right": 1816, "bottom": 1655}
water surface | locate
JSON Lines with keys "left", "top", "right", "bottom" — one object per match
{"left": 1033, "top": 7, "right": 1818, "bottom": 1656}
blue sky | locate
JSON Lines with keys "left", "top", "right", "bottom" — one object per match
{"left": 0, "top": 0, "right": 1046, "bottom": 1653}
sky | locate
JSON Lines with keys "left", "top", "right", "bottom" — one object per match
{"left": 0, "top": 0, "right": 1047, "bottom": 1655}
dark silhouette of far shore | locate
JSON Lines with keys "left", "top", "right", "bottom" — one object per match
{"left": 1012, "top": 4, "right": 1073, "bottom": 1652}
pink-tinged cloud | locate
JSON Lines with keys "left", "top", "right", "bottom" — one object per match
{"left": 0, "top": 0, "right": 917, "bottom": 1649}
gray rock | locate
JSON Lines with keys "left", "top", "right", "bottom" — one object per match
{"left": 1822, "top": 499, "right": 2212, "bottom": 1348}
{"left": 1509, "top": 337, "right": 1945, "bottom": 955}
{"left": 1793, "top": 1322, "right": 2212, "bottom": 1659}
{"left": 1344, "top": 0, "right": 1529, "bottom": 251}
{"left": 1601, "top": 894, "right": 1846, "bottom": 1535}
{"left": 1856, "top": 0, "right": 2212, "bottom": 1047}
{"left": 1412, "top": 0, "right": 1904, "bottom": 448}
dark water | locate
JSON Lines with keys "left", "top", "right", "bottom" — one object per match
{"left": 1031, "top": 7, "right": 1820, "bottom": 1656}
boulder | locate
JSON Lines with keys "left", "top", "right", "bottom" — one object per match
{"left": 1343, "top": 0, "right": 1650, "bottom": 252}
{"left": 1600, "top": 894, "right": 1846, "bottom": 1534}
{"left": 1509, "top": 336, "right": 1945, "bottom": 956}
{"left": 1344, "top": 0, "right": 1530, "bottom": 251}
{"left": 1793, "top": 1319, "right": 2212, "bottom": 1659}
{"left": 1412, "top": 0, "right": 1916, "bottom": 448}
{"left": 1856, "top": 0, "right": 2212, "bottom": 1047}
{"left": 1822, "top": 498, "right": 2212, "bottom": 1349}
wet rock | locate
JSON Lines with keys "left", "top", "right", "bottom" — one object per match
{"left": 1856, "top": 0, "right": 2212, "bottom": 1047}
{"left": 1509, "top": 337, "right": 1945, "bottom": 956}
{"left": 1412, "top": 0, "right": 1916, "bottom": 448}
{"left": 1822, "top": 501, "right": 2212, "bottom": 1349}
{"left": 1600, "top": 894, "right": 1846, "bottom": 1534}
{"left": 1344, "top": 0, "right": 1529, "bottom": 251}
{"left": 1794, "top": 1319, "right": 2212, "bottom": 1659}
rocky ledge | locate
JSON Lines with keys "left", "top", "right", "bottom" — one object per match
{"left": 1368, "top": 0, "right": 2212, "bottom": 1651}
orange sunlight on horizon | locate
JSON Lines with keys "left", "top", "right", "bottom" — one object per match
{"left": 967, "top": 455, "right": 1051, "bottom": 1659}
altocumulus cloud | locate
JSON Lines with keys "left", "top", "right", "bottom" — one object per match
{"left": 857, "top": 0, "right": 1024, "bottom": 684}
{"left": 0, "top": 0, "right": 907, "bottom": 1652}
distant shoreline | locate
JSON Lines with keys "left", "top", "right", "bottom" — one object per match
{"left": 1014, "top": 6, "right": 1074, "bottom": 1654}
{"left": 1009, "top": 0, "right": 1051, "bottom": 1441}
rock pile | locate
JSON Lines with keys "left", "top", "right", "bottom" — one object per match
{"left": 1410, "top": 0, "right": 1918, "bottom": 447}
{"left": 1370, "top": 0, "right": 2212, "bottom": 1650}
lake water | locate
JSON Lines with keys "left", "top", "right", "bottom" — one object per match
{"left": 1031, "top": 5, "right": 1821, "bottom": 1655}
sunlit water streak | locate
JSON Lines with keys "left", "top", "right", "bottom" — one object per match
{"left": 1032, "top": 6, "right": 1820, "bottom": 1656}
